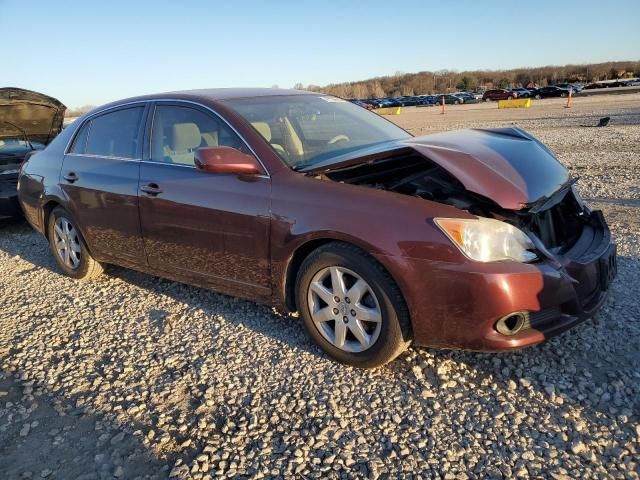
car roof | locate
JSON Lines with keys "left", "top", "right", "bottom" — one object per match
{"left": 93, "top": 88, "right": 319, "bottom": 111}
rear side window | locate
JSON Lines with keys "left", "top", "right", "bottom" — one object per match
{"left": 69, "top": 121, "right": 90, "bottom": 154}
{"left": 84, "top": 107, "right": 144, "bottom": 159}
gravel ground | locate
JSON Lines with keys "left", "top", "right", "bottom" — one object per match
{"left": 1, "top": 94, "right": 639, "bottom": 479}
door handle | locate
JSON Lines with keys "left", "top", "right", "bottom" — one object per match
{"left": 140, "top": 183, "right": 162, "bottom": 196}
{"left": 63, "top": 172, "right": 78, "bottom": 183}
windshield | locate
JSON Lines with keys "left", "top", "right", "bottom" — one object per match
{"left": 223, "top": 95, "right": 411, "bottom": 170}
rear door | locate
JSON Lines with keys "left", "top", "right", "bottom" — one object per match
{"left": 61, "top": 104, "right": 147, "bottom": 265}
{"left": 137, "top": 101, "right": 271, "bottom": 299}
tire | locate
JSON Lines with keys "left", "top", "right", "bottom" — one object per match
{"left": 454, "top": 100, "right": 460, "bottom": 105}
{"left": 485, "top": 97, "right": 491, "bottom": 102}
{"left": 47, "top": 207, "right": 104, "bottom": 280}
{"left": 295, "top": 242, "right": 411, "bottom": 368}
{"left": 535, "top": 94, "right": 542, "bottom": 99}
{"left": 508, "top": 96, "right": 515, "bottom": 100}
{"left": 560, "top": 92, "right": 567, "bottom": 98}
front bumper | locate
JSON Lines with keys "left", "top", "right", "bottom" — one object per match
{"left": 0, "top": 173, "right": 21, "bottom": 218}
{"left": 377, "top": 211, "right": 616, "bottom": 351}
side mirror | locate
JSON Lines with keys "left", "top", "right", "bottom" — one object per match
{"left": 194, "top": 146, "right": 263, "bottom": 175}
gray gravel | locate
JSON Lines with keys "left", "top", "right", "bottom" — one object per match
{"left": 1, "top": 104, "right": 639, "bottom": 479}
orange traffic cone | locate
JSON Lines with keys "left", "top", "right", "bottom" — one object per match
{"left": 564, "top": 90, "right": 572, "bottom": 108}
{"left": 441, "top": 96, "right": 446, "bottom": 114}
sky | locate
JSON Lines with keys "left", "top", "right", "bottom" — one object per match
{"left": 2, "top": 0, "right": 639, "bottom": 108}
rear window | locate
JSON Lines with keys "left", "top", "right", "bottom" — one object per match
{"left": 69, "top": 121, "right": 90, "bottom": 154}
{"left": 84, "top": 107, "right": 144, "bottom": 159}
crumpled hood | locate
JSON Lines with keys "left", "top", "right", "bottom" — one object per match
{"left": 0, "top": 88, "right": 66, "bottom": 145}
{"left": 305, "top": 127, "right": 570, "bottom": 210}
{"left": 402, "top": 128, "right": 570, "bottom": 210}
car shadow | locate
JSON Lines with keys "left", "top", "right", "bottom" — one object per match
{"left": 0, "top": 367, "right": 169, "bottom": 478}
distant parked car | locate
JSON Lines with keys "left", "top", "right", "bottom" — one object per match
{"left": 482, "top": 89, "right": 517, "bottom": 102}
{"left": 623, "top": 79, "right": 640, "bottom": 86}
{"left": 349, "top": 99, "right": 373, "bottom": 110}
{"left": 555, "top": 83, "right": 583, "bottom": 93}
{"left": 454, "top": 92, "right": 478, "bottom": 104}
{"left": 416, "top": 95, "right": 437, "bottom": 106}
{"left": 511, "top": 88, "right": 533, "bottom": 98}
{"left": 435, "top": 94, "right": 463, "bottom": 105}
{"left": 531, "top": 86, "right": 571, "bottom": 99}
{"left": 397, "top": 96, "right": 419, "bottom": 107}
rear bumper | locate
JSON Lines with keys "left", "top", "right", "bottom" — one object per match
{"left": 376, "top": 211, "right": 616, "bottom": 351}
{"left": 0, "top": 174, "right": 22, "bottom": 218}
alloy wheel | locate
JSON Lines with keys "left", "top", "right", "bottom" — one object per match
{"left": 53, "top": 217, "right": 81, "bottom": 269}
{"left": 307, "top": 266, "right": 382, "bottom": 353}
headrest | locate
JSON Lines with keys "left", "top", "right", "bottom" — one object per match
{"left": 251, "top": 121, "right": 272, "bottom": 142}
{"left": 170, "top": 123, "right": 201, "bottom": 151}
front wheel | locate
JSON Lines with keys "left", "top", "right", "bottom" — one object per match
{"left": 535, "top": 94, "right": 542, "bottom": 99}
{"left": 296, "top": 243, "right": 411, "bottom": 368}
{"left": 48, "top": 207, "right": 104, "bottom": 280}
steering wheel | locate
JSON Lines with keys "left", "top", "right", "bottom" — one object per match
{"left": 327, "top": 134, "right": 350, "bottom": 145}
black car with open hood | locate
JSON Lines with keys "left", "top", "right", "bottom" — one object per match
{"left": 0, "top": 87, "right": 66, "bottom": 218}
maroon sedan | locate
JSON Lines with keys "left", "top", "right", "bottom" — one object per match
{"left": 18, "top": 89, "right": 616, "bottom": 367}
{"left": 482, "top": 89, "right": 517, "bottom": 101}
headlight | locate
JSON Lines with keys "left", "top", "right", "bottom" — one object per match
{"left": 435, "top": 217, "right": 538, "bottom": 263}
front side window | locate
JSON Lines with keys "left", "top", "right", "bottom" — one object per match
{"left": 150, "top": 105, "right": 244, "bottom": 166}
{"left": 84, "top": 107, "right": 144, "bottom": 158}
{"left": 222, "top": 95, "right": 411, "bottom": 170}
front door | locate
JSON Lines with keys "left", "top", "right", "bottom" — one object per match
{"left": 61, "top": 105, "right": 146, "bottom": 265}
{"left": 138, "top": 102, "right": 271, "bottom": 299}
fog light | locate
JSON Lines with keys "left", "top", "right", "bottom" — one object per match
{"left": 495, "top": 312, "right": 528, "bottom": 336}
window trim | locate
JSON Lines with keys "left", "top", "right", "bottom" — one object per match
{"left": 146, "top": 99, "right": 269, "bottom": 176}
{"left": 64, "top": 101, "right": 148, "bottom": 162}
{"left": 64, "top": 99, "right": 269, "bottom": 177}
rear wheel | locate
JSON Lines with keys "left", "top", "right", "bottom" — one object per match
{"left": 535, "top": 94, "right": 542, "bottom": 99}
{"left": 48, "top": 207, "right": 104, "bottom": 280}
{"left": 296, "top": 243, "right": 411, "bottom": 368}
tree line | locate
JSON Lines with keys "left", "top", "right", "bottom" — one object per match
{"left": 296, "top": 60, "right": 640, "bottom": 99}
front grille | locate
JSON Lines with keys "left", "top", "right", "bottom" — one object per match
{"left": 522, "top": 306, "right": 562, "bottom": 330}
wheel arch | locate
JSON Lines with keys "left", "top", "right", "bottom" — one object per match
{"left": 41, "top": 199, "right": 61, "bottom": 239}
{"left": 282, "top": 236, "right": 409, "bottom": 318}
{"left": 41, "top": 201, "right": 96, "bottom": 259}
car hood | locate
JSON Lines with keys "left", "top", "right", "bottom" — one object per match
{"left": 303, "top": 127, "right": 570, "bottom": 210}
{"left": 0, "top": 88, "right": 66, "bottom": 144}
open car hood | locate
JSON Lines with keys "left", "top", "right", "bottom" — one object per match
{"left": 304, "top": 127, "right": 570, "bottom": 210}
{"left": 0, "top": 87, "right": 66, "bottom": 145}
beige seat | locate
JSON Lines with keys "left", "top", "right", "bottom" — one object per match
{"left": 201, "top": 131, "right": 218, "bottom": 146}
{"left": 167, "top": 123, "right": 202, "bottom": 165}
{"left": 280, "top": 116, "right": 304, "bottom": 160}
{"left": 251, "top": 121, "right": 287, "bottom": 157}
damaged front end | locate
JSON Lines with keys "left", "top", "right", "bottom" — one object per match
{"left": 307, "top": 127, "right": 606, "bottom": 258}
{"left": 305, "top": 127, "right": 616, "bottom": 348}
